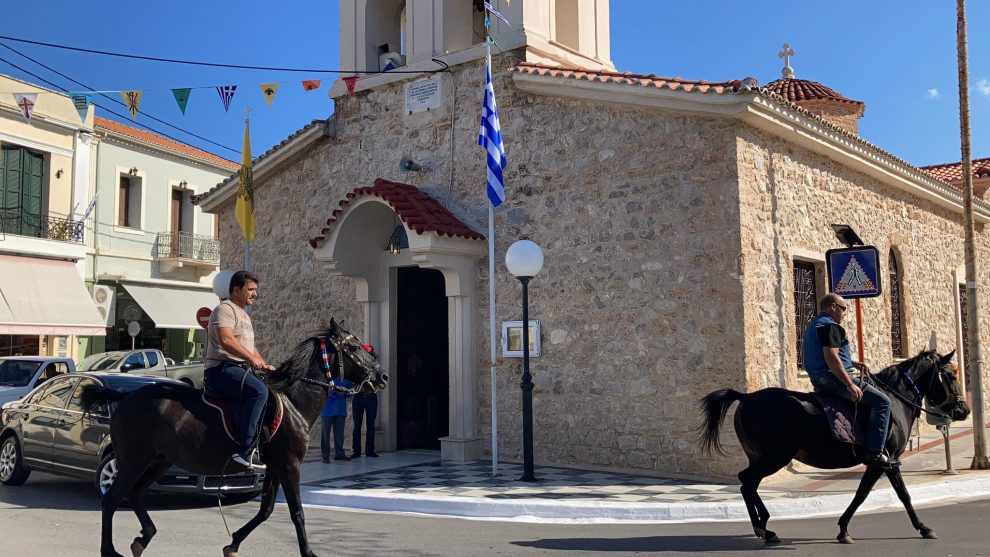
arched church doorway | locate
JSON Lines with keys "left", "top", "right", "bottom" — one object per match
{"left": 396, "top": 266, "right": 449, "bottom": 450}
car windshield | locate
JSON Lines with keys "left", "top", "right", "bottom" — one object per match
{"left": 0, "top": 360, "right": 42, "bottom": 387}
{"left": 77, "top": 354, "right": 124, "bottom": 372}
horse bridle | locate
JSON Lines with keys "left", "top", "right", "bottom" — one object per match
{"left": 303, "top": 334, "right": 376, "bottom": 395}
{"left": 867, "top": 355, "right": 964, "bottom": 420}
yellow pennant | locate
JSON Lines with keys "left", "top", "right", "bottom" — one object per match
{"left": 259, "top": 83, "right": 279, "bottom": 108}
{"left": 120, "top": 90, "right": 143, "bottom": 119}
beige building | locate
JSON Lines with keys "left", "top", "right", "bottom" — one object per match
{"left": 196, "top": 0, "right": 990, "bottom": 479}
{"left": 0, "top": 75, "right": 103, "bottom": 359}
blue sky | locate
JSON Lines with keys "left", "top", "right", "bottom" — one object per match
{"left": 1, "top": 1, "right": 987, "bottom": 168}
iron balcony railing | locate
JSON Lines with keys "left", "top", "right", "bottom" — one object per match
{"left": 0, "top": 211, "right": 85, "bottom": 244}
{"left": 155, "top": 231, "right": 221, "bottom": 264}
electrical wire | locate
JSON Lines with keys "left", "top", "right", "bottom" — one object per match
{"left": 0, "top": 34, "right": 444, "bottom": 74}
{"left": 0, "top": 42, "right": 238, "bottom": 155}
{"left": 0, "top": 55, "right": 238, "bottom": 157}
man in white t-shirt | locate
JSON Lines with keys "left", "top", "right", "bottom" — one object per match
{"left": 205, "top": 270, "right": 276, "bottom": 469}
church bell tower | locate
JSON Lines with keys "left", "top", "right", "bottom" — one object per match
{"left": 333, "top": 0, "right": 614, "bottom": 97}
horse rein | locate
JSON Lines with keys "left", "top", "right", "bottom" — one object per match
{"left": 864, "top": 357, "right": 960, "bottom": 420}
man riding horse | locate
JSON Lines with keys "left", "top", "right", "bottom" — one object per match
{"left": 803, "top": 292, "right": 893, "bottom": 469}
{"left": 205, "top": 270, "right": 277, "bottom": 470}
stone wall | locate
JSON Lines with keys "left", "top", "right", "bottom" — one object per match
{"left": 736, "top": 125, "right": 990, "bottom": 427}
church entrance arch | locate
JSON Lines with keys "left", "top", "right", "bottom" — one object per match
{"left": 310, "top": 179, "right": 486, "bottom": 461}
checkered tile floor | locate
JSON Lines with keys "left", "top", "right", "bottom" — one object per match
{"left": 302, "top": 458, "right": 769, "bottom": 503}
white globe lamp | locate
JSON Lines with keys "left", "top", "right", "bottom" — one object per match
{"left": 505, "top": 240, "right": 544, "bottom": 278}
{"left": 212, "top": 270, "right": 235, "bottom": 299}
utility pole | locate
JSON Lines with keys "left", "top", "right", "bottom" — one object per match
{"left": 956, "top": 0, "right": 989, "bottom": 469}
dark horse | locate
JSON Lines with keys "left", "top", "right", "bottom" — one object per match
{"left": 698, "top": 350, "right": 970, "bottom": 544}
{"left": 80, "top": 319, "right": 388, "bottom": 557}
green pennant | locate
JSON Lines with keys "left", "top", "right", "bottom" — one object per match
{"left": 171, "top": 88, "right": 192, "bottom": 114}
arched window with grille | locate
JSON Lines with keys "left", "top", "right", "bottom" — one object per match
{"left": 889, "top": 249, "right": 905, "bottom": 358}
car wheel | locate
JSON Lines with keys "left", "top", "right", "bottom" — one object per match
{"left": 0, "top": 436, "right": 30, "bottom": 486}
{"left": 96, "top": 453, "right": 117, "bottom": 497}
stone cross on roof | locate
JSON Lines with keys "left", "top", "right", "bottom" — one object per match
{"left": 778, "top": 43, "right": 795, "bottom": 79}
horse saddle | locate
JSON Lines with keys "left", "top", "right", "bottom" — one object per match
{"left": 810, "top": 392, "right": 867, "bottom": 446}
{"left": 202, "top": 389, "right": 285, "bottom": 444}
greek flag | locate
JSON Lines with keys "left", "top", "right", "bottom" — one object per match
{"left": 478, "top": 55, "right": 506, "bottom": 207}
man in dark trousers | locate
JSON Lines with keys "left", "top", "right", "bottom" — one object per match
{"left": 352, "top": 391, "right": 379, "bottom": 457}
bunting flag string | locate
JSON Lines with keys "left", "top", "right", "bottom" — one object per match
{"left": 171, "top": 88, "right": 191, "bottom": 114}
{"left": 70, "top": 93, "right": 91, "bottom": 122}
{"left": 120, "top": 90, "right": 142, "bottom": 119}
{"left": 12, "top": 93, "right": 37, "bottom": 122}
{"left": 301, "top": 79, "right": 321, "bottom": 92}
{"left": 260, "top": 82, "right": 279, "bottom": 107}
{"left": 217, "top": 85, "right": 237, "bottom": 112}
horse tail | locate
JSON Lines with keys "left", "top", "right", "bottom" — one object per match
{"left": 79, "top": 383, "right": 127, "bottom": 414}
{"left": 697, "top": 389, "right": 745, "bottom": 456}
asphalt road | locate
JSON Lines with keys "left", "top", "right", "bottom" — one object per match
{"left": 1, "top": 472, "right": 988, "bottom": 556}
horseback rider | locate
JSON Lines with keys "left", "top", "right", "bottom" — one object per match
{"left": 205, "top": 270, "right": 276, "bottom": 469}
{"left": 803, "top": 292, "right": 893, "bottom": 469}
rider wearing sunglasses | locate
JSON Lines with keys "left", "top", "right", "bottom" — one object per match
{"left": 802, "top": 292, "right": 892, "bottom": 468}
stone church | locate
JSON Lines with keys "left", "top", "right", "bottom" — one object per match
{"left": 196, "top": 0, "right": 990, "bottom": 479}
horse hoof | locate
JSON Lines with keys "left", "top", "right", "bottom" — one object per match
{"left": 922, "top": 528, "right": 939, "bottom": 539}
{"left": 764, "top": 531, "right": 780, "bottom": 544}
{"left": 837, "top": 534, "right": 854, "bottom": 544}
{"left": 222, "top": 545, "right": 238, "bottom": 557}
{"left": 130, "top": 540, "right": 145, "bottom": 557}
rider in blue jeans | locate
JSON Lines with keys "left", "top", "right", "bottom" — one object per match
{"left": 205, "top": 270, "right": 276, "bottom": 470}
{"left": 803, "top": 292, "right": 892, "bottom": 469}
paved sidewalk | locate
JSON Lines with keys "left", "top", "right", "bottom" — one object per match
{"left": 292, "top": 421, "right": 990, "bottom": 524}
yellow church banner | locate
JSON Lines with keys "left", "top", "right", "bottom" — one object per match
{"left": 260, "top": 83, "right": 279, "bottom": 108}
{"left": 120, "top": 90, "right": 143, "bottom": 119}
{"left": 236, "top": 118, "right": 255, "bottom": 243}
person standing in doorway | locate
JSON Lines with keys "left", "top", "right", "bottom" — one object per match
{"left": 352, "top": 390, "right": 379, "bottom": 458}
{"left": 321, "top": 378, "right": 352, "bottom": 463}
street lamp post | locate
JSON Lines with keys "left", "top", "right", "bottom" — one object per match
{"left": 505, "top": 239, "right": 544, "bottom": 483}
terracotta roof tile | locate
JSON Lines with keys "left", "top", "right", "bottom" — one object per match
{"left": 95, "top": 116, "right": 239, "bottom": 171}
{"left": 921, "top": 157, "right": 990, "bottom": 183}
{"left": 764, "top": 78, "right": 864, "bottom": 107}
{"left": 309, "top": 178, "right": 485, "bottom": 248}
{"left": 513, "top": 63, "right": 741, "bottom": 94}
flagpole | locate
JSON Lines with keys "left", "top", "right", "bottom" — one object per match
{"left": 485, "top": 40, "right": 500, "bottom": 478}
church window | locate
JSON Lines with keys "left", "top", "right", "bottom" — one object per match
{"left": 793, "top": 260, "right": 819, "bottom": 369}
{"left": 554, "top": 0, "right": 580, "bottom": 50}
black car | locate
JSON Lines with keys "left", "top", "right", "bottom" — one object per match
{"left": 0, "top": 372, "right": 262, "bottom": 498}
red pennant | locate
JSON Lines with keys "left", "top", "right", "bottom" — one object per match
{"left": 343, "top": 76, "right": 359, "bottom": 96}
{"left": 302, "top": 80, "right": 321, "bottom": 92}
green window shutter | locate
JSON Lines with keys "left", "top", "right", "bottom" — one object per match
{"left": 22, "top": 150, "right": 44, "bottom": 236}
{"left": 2, "top": 147, "right": 23, "bottom": 235}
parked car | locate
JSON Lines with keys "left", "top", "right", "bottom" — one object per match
{"left": 0, "top": 372, "right": 262, "bottom": 498}
{"left": 76, "top": 349, "right": 206, "bottom": 388}
{"left": 0, "top": 357, "right": 76, "bottom": 407}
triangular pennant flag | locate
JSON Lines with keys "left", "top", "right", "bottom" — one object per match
{"left": 70, "top": 93, "right": 91, "bottom": 122}
{"left": 120, "top": 90, "right": 143, "bottom": 119}
{"left": 259, "top": 83, "right": 280, "bottom": 108}
{"left": 12, "top": 93, "right": 38, "bottom": 122}
{"left": 171, "top": 88, "right": 192, "bottom": 114}
{"left": 302, "top": 79, "right": 321, "bottom": 92}
{"left": 343, "top": 76, "right": 359, "bottom": 96}
{"left": 217, "top": 85, "right": 237, "bottom": 112}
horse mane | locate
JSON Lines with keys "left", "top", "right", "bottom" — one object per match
{"left": 267, "top": 327, "right": 335, "bottom": 391}
{"left": 874, "top": 349, "right": 938, "bottom": 384}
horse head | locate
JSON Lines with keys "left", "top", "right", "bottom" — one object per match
{"left": 324, "top": 318, "right": 389, "bottom": 394}
{"left": 919, "top": 350, "right": 970, "bottom": 422}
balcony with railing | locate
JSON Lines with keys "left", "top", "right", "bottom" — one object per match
{"left": 0, "top": 212, "right": 85, "bottom": 244}
{"left": 155, "top": 231, "right": 221, "bottom": 276}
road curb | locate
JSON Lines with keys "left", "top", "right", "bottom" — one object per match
{"left": 297, "top": 474, "right": 990, "bottom": 524}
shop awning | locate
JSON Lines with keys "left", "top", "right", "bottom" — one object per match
{"left": 0, "top": 255, "right": 106, "bottom": 336}
{"left": 121, "top": 282, "right": 219, "bottom": 329}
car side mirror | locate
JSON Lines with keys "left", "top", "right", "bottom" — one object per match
{"left": 120, "top": 363, "right": 135, "bottom": 373}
